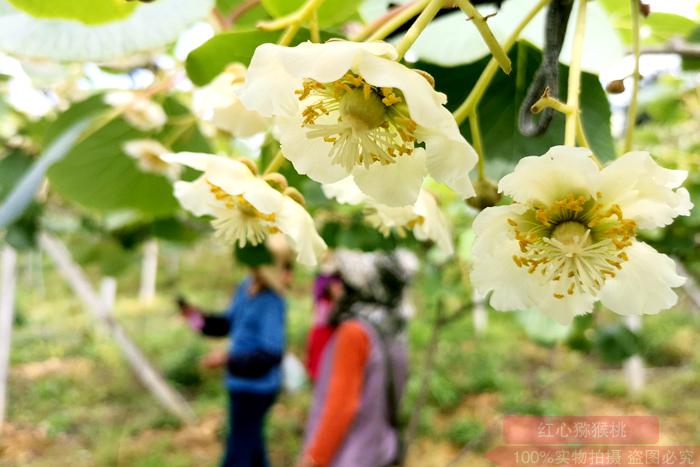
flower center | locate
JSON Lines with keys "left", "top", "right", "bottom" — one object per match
{"left": 207, "top": 181, "right": 277, "bottom": 247}
{"left": 508, "top": 193, "right": 636, "bottom": 300}
{"left": 339, "top": 88, "right": 386, "bottom": 132}
{"left": 295, "top": 72, "right": 418, "bottom": 171}
{"left": 551, "top": 221, "right": 591, "bottom": 250}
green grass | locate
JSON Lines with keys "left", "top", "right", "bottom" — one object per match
{"left": 4, "top": 238, "right": 700, "bottom": 466}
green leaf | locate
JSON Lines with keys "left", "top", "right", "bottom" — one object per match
{"left": 0, "top": 0, "right": 214, "bottom": 61}
{"left": 516, "top": 309, "right": 571, "bottom": 347}
{"left": 46, "top": 95, "right": 211, "bottom": 219}
{"left": 0, "top": 149, "right": 33, "bottom": 201}
{"left": 260, "top": 0, "right": 362, "bottom": 28}
{"left": 186, "top": 28, "right": 340, "bottom": 86}
{"left": 417, "top": 41, "right": 615, "bottom": 180}
{"left": 7, "top": 0, "right": 137, "bottom": 25}
{"left": 598, "top": 0, "right": 697, "bottom": 45}
{"left": 185, "top": 29, "right": 279, "bottom": 86}
{"left": 0, "top": 119, "right": 90, "bottom": 228}
{"left": 411, "top": 1, "right": 623, "bottom": 74}
{"left": 47, "top": 117, "right": 179, "bottom": 218}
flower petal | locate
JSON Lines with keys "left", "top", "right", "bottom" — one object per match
{"left": 322, "top": 176, "right": 368, "bottom": 204}
{"left": 599, "top": 241, "right": 685, "bottom": 316}
{"left": 239, "top": 40, "right": 397, "bottom": 117}
{"left": 599, "top": 151, "right": 693, "bottom": 229}
{"left": 275, "top": 197, "right": 327, "bottom": 266}
{"left": 413, "top": 190, "right": 453, "bottom": 255}
{"left": 277, "top": 115, "right": 348, "bottom": 184}
{"left": 357, "top": 52, "right": 477, "bottom": 198}
{"left": 240, "top": 180, "right": 285, "bottom": 215}
{"left": 351, "top": 147, "right": 427, "bottom": 206}
{"left": 470, "top": 203, "right": 594, "bottom": 324}
{"left": 423, "top": 130, "right": 477, "bottom": 199}
{"left": 172, "top": 177, "right": 215, "bottom": 217}
{"left": 498, "top": 145, "right": 600, "bottom": 205}
{"left": 471, "top": 204, "right": 534, "bottom": 311}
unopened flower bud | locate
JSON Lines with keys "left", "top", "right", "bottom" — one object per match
{"left": 413, "top": 69, "right": 435, "bottom": 88}
{"left": 606, "top": 79, "right": 626, "bottom": 94}
{"left": 284, "top": 187, "right": 306, "bottom": 206}
{"left": 466, "top": 178, "right": 501, "bottom": 211}
{"left": 263, "top": 173, "right": 288, "bottom": 192}
{"left": 238, "top": 157, "right": 259, "bottom": 175}
{"left": 639, "top": 1, "right": 650, "bottom": 17}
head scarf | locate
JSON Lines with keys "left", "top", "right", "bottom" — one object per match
{"left": 328, "top": 248, "right": 418, "bottom": 335}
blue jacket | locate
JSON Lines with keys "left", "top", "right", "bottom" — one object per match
{"left": 203, "top": 278, "right": 286, "bottom": 394}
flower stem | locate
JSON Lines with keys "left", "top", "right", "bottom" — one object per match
{"left": 453, "top": 0, "right": 511, "bottom": 74}
{"left": 623, "top": 0, "right": 641, "bottom": 153}
{"left": 453, "top": 0, "right": 549, "bottom": 125}
{"left": 310, "top": 10, "right": 320, "bottom": 42}
{"left": 394, "top": 0, "right": 445, "bottom": 61}
{"left": 263, "top": 150, "right": 287, "bottom": 175}
{"left": 564, "top": 0, "right": 587, "bottom": 146}
{"left": 468, "top": 111, "right": 486, "bottom": 181}
{"left": 361, "top": 0, "right": 431, "bottom": 42}
{"left": 259, "top": 0, "right": 326, "bottom": 46}
{"left": 258, "top": 0, "right": 325, "bottom": 31}
{"left": 353, "top": 0, "right": 428, "bottom": 42}
{"left": 575, "top": 116, "right": 590, "bottom": 149}
{"left": 278, "top": 23, "right": 300, "bottom": 46}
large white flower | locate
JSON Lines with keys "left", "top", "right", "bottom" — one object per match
{"left": 162, "top": 152, "right": 326, "bottom": 266}
{"left": 323, "top": 177, "right": 453, "bottom": 255}
{"left": 471, "top": 146, "right": 692, "bottom": 324}
{"left": 193, "top": 64, "right": 270, "bottom": 137}
{"left": 105, "top": 91, "right": 166, "bottom": 132}
{"left": 238, "top": 40, "right": 477, "bottom": 207}
{"left": 123, "top": 139, "right": 180, "bottom": 180}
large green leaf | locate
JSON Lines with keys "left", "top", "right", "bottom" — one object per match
{"left": 0, "top": 119, "right": 89, "bottom": 228}
{"left": 0, "top": 149, "right": 33, "bottom": 201}
{"left": 0, "top": 0, "right": 213, "bottom": 61}
{"left": 186, "top": 29, "right": 279, "bottom": 86}
{"left": 598, "top": 0, "right": 697, "bottom": 45}
{"left": 46, "top": 95, "right": 210, "bottom": 218}
{"left": 7, "top": 0, "right": 136, "bottom": 24}
{"left": 418, "top": 41, "right": 615, "bottom": 180}
{"left": 260, "top": 0, "right": 362, "bottom": 28}
{"left": 410, "top": 1, "right": 623, "bottom": 74}
{"left": 47, "top": 118, "right": 179, "bottom": 217}
{"left": 186, "top": 28, "right": 340, "bottom": 86}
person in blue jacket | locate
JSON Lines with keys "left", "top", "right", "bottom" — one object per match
{"left": 178, "top": 236, "right": 293, "bottom": 467}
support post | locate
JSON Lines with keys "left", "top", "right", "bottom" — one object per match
{"left": 472, "top": 290, "right": 488, "bottom": 335}
{"left": 139, "top": 239, "right": 158, "bottom": 303}
{"left": 39, "top": 233, "right": 195, "bottom": 424}
{"left": 623, "top": 315, "right": 645, "bottom": 394}
{"left": 0, "top": 245, "right": 18, "bottom": 432}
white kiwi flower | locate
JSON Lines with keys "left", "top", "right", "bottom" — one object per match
{"left": 193, "top": 64, "right": 270, "bottom": 137}
{"left": 322, "top": 177, "right": 453, "bottom": 255}
{"left": 123, "top": 139, "right": 180, "bottom": 179}
{"left": 104, "top": 91, "right": 166, "bottom": 131}
{"left": 471, "top": 146, "right": 693, "bottom": 324}
{"left": 162, "top": 152, "right": 326, "bottom": 266}
{"left": 238, "top": 40, "right": 477, "bottom": 207}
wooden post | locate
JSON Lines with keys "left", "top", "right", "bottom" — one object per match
{"left": 0, "top": 245, "right": 18, "bottom": 432}
{"left": 100, "top": 277, "right": 117, "bottom": 313}
{"left": 139, "top": 239, "right": 158, "bottom": 303}
{"left": 472, "top": 289, "right": 487, "bottom": 335}
{"left": 39, "top": 233, "right": 196, "bottom": 424}
{"left": 623, "top": 315, "right": 645, "bottom": 394}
